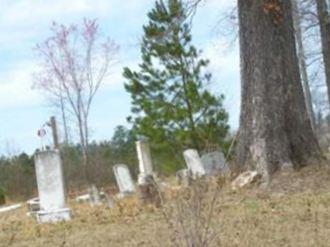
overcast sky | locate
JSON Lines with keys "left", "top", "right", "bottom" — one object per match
{"left": 0, "top": 0, "right": 240, "bottom": 155}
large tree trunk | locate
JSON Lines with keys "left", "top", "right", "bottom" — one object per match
{"left": 237, "top": 0, "right": 320, "bottom": 180}
{"left": 292, "top": 0, "right": 316, "bottom": 133}
{"left": 316, "top": 0, "right": 330, "bottom": 107}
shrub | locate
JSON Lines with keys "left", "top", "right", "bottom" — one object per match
{"left": 159, "top": 177, "right": 226, "bottom": 247}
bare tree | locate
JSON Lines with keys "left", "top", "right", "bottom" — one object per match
{"left": 34, "top": 19, "right": 119, "bottom": 183}
{"left": 316, "top": 0, "right": 330, "bottom": 107}
{"left": 292, "top": 0, "right": 317, "bottom": 132}
{"left": 291, "top": 0, "right": 329, "bottom": 131}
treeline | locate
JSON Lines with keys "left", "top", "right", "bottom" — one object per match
{"left": 0, "top": 126, "right": 136, "bottom": 201}
{"left": 1, "top": 125, "right": 229, "bottom": 201}
{"left": 0, "top": 153, "right": 35, "bottom": 201}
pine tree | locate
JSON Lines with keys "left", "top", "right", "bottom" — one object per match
{"left": 123, "top": 0, "right": 229, "bottom": 152}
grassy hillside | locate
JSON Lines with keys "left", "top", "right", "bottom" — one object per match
{"left": 1, "top": 163, "right": 330, "bottom": 247}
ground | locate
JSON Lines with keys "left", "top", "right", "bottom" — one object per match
{"left": 1, "top": 162, "right": 330, "bottom": 247}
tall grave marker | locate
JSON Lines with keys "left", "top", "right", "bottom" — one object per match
{"left": 34, "top": 150, "right": 70, "bottom": 223}
{"left": 135, "top": 139, "right": 160, "bottom": 205}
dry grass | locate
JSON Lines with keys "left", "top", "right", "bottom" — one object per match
{"left": 1, "top": 163, "right": 330, "bottom": 247}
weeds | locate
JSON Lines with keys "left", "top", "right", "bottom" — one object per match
{"left": 157, "top": 176, "right": 225, "bottom": 247}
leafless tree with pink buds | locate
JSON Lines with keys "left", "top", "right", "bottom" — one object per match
{"left": 34, "top": 19, "right": 119, "bottom": 184}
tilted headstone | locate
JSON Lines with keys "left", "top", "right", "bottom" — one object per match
{"left": 201, "top": 151, "right": 228, "bottom": 175}
{"left": 34, "top": 150, "right": 70, "bottom": 223}
{"left": 135, "top": 140, "right": 160, "bottom": 205}
{"left": 183, "top": 149, "right": 206, "bottom": 177}
{"left": 113, "top": 164, "right": 135, "bottom": 196}
{"left": 136, "top": 140, "right": 154, "bottom": 184}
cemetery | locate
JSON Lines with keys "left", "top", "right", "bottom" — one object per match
{"left": 1, "top": 0, "right": 330, "bottom": 246}
{"left": 0, "top": 122, "right": 330, "bottom": 246}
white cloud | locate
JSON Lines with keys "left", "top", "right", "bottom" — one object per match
{"left": 0, "top": 60, "right": 42, "bottom": 109}
{"left": 0, "top": 0, "right": 109, "bottom": 26}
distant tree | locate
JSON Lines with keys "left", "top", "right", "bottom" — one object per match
{"left": 111, "top": 126, "right": 135, "bottom": 152}
{"left": 291, "top": 0, "right": 316, "bottom": 132}
{"left": 316, "top": 0, "right": 330, "bottom": 107}
{"left": 0, "top": 152, "right": 36, "bottom": 200}
{"left": 288, "top": 0, "right": 329, "bottom": 128}
{"left": 124, "top": 0, "right": 229, "bottom": 152}
{"left": 34, "top": 19, "right": 119, "bottom": 184}
{"left": 110, "top": 126, "right": 137, "bottom": 173}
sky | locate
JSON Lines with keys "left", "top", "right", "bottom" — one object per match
{"left": 0, "top": 0, "right": 240, "bottom": 155}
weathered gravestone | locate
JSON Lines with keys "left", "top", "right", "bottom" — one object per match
{"left": 136, "top": 139, "right": 154, "bottom": 184}
{"left": 136, "top": 140, "right": 160, "bottom": 205}
{"left": 113, "top": 164, "right": 135, "bottom": 197}
{"left": 34, "top": 150, "right": 71, "bottom": 223}
{"left": 88, "top": 184, "right": 102, "bottom": 206}
{"left": 183, "top": 149, "right": 206, "bottom": 177}
{"left": 201, "top": 151, "right": 228, "bottom": 175}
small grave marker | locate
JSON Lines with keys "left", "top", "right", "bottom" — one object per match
{"left": 183, "top": 149, "right": 206, "bottom": 177}
{"left": 201, "top": 151, "right": 228, "bottom": 175}
{"left": 113, "top": 164, "right": 135, "bottom": 197}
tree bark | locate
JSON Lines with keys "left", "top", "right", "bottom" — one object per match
{"left": 237, "top": 0, "right": 320, "bottom": 180}
{"left": 59, "top": 92, "right": 69, "bottom": 144}
{"left": 76, "top": 95, "right": 90, "bottom": 184}
{"left": 291, "top": 0, "right": 316, "bottom": 133}
{"left": 50, "top": 116, "right": 60, "bottom": 149}
{"left": 316, "top": 0, "right": 330, "bottom": 107}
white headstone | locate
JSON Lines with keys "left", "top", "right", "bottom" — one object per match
{"left": 113, "top": 164, "right": 135, "bottom": 196}
{"left": 34, "top": 150, "right": 70, "bottom": 223}
{"left": 136, "top": 140, "right": 154, "bottom": 184}
{"left": 201, "top": 151, "right": 228, "bottom": 175}
{"left": 183, "top": 149, "right": 206, "bottom": 177}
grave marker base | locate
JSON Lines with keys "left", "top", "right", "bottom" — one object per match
{"left": 37, "top": 208, "right": 71, "bottom": 223}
